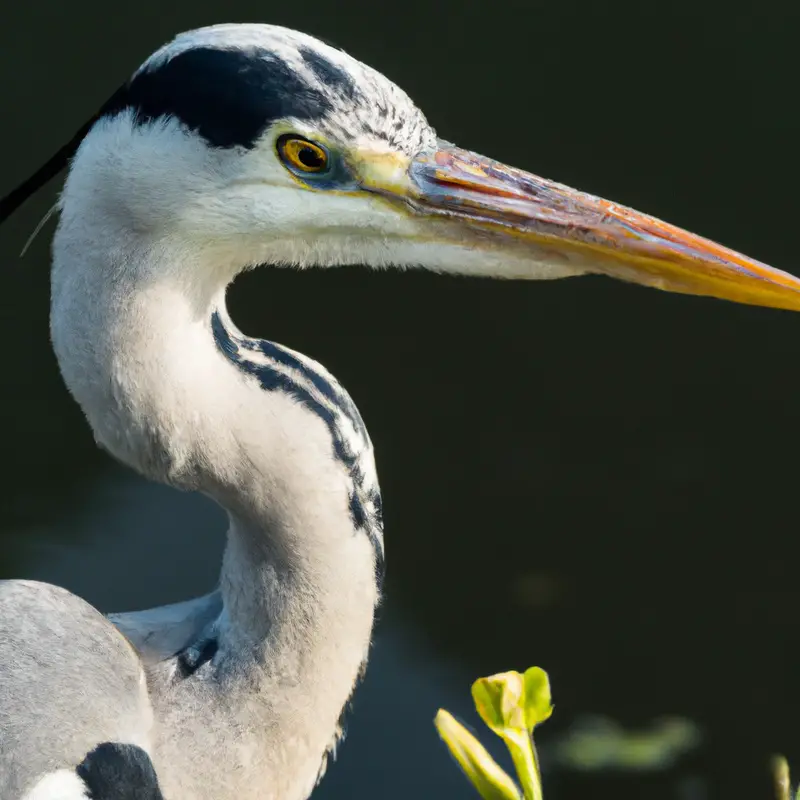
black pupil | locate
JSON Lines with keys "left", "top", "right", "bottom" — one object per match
{"left": 298, "top": 146, "right": 325, "bottom": 170}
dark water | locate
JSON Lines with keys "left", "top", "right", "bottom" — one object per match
{"left": 2, "top": 2, "right": 800, "bottom": 798}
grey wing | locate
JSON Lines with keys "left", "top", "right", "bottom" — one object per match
{"left": 110, "top": 589, "right": 222, "bottom": 665}
{"left": 0, "top": 580, "right": 153, "bottom": 798}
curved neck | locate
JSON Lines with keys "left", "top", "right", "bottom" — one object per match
{"left": 205, "top": 303, "right": 384, "bottom": 641}
{"left": 50, "top": 233, "right": 382, "bottom": 795}
{"left": 50, "top": 231, "right": 383, "bottom": 573}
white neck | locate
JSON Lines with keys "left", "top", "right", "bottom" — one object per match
{"left": 50, "top": 219, "right": 381, "bottom": 799}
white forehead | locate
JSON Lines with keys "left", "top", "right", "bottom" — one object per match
{"left": 143, "top": 24, "right": 360, "bottom": 82}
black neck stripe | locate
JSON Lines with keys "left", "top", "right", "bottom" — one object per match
{"left": 211, "top": 311, "right": 385, "bottom": 582}
{"left": 238, "top": 335, "right": 368, "bottom": 439}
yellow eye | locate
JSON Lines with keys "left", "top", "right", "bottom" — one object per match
{"left": 277, "top": 135, "right": 330, "bottom": 174}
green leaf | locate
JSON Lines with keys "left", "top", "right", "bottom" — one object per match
{"left": 434, "top": 709, "right": 522, "bottom": 800}
{"left": 522, "top": 668, "right": 553, "bottom": 731}
{"left": 772, "top": 755, "right": 791, "bottom": 800}
{"left": 470, "top": 670, "right": 552, "bottom": 800}
{"left": 472, "top": 672, "right": 526, "bottom": 734}
{"left": 471, "top": 669, "right": 553, "bottom": 736}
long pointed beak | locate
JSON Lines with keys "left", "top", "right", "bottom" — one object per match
{"left": 367, "top": 142, "right": 800, "bottom": 312}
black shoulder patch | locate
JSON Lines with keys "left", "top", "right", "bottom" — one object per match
{"left": 103, "top": 47, "right": 334, "bottom": 149}
{"left": 76, "top": 742, "right": 164, "bottom": 800}
{"left": 298, "top": 46, "right": 357, "bottom": 100}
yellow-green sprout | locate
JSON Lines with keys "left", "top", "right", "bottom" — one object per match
{"left": 436, "top": 667, "right": 552, "bottom": 800}
{"left": 772, "top": 755, "right": 800, "bottom": 800}
{"left": 434, "top": 710, "right": 522, "bottom": 800}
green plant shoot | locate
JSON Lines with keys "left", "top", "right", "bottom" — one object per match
{"left": 436, "top": 667, "right": 553, "bottom": 800}
{"left": 434, "top": 710, "right": 522, "bottom": 800}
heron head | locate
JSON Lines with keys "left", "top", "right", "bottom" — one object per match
{"left": 6, "top": 23, "right": 800, "bottom": 311}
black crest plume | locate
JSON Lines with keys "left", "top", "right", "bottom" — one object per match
{"left": 0, "top": 85, "right": 127, "bottom": 225}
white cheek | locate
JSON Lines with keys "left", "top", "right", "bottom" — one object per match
{"left": 245, "top": 188, "right": 584, "bottom": 280}
{"left": 185, "top": 170, "right": 423, "bottom": 247}
{"left": 68, "top": 118, "right": 584, "bottom": 282}
{"left": 263, "top": 188, "right": 415, "bottom": 234}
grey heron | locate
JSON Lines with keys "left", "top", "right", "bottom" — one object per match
{"left": 1, "top": 21, "right": 798, "bottom": 800}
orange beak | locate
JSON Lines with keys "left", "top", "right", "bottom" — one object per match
{"left": 396, "top": 143, "right": 800, "bottom": 312}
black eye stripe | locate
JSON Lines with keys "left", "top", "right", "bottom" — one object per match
{"left": 104, "top": 47, "right": 335, "bottom": 150}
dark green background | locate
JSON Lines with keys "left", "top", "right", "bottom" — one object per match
{"left": 1, "top": 2, "right": 799, "bottom": 797}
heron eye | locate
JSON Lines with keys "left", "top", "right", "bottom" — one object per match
{"left": 277, "top": 135, "right": 330, "bottom": 174}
